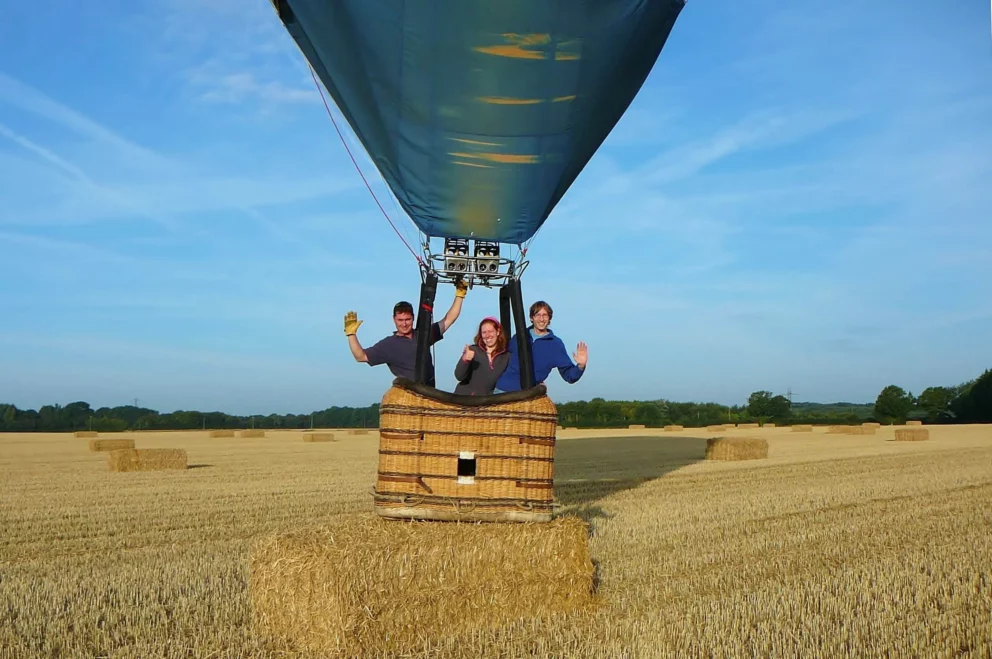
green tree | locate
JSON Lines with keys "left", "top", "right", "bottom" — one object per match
{"left": 916, "top": 386, "right": 956, "bottom": 422}
{"left": 874, "top": 385, "right": 914, "bottom": 424}
{"left": 949, "top": 369, "right": 992, "bottom": 423}
{"left": 747, "top": 391, "right": 791, "bottom": 422}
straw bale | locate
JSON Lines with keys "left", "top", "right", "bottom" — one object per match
{"left": 302, "top": 432, "right": 335, "bottom": 443}
{"left": 763, "top": 423, "right": 776, "bottom": 428}
{"left": 238, "top": 429, "right": 266, "bottom": 438}
{"left": 628, "top": 424, "right": 646, "bottom": 429}
{"left": 706, "top": 425, "right": 728, "bottom": 432}
{"left": 906, "top": 420, "right": 923, "bottom": 426}
{"left": 249, "top": 516, "right": 594, "bottom": 656}
{"left": 895, "top": 428, "right": 929, "bottom": 442}
{"left": 347, "top": 429, "right": 370, "bottom": 435}
{"left": 73, "top": 431, "right": 98, "bottom": 438}
{"left": 88, "top": 438, "right": 135, "bottom": 452}
{"left": 208, "top": 430, "right": 235, "bottom": 438}
{"left": 827, "top": 425, "right": 852, "bottom": 434}
{"left": 845, "top": 426, "right": 876, "bottom": 435}
{"left": 664, "top": 425, "right": 684, "bottom": 432}
{"left": 705, "top": 437, "right": 768, "bottom": 461}
{"left": 862, "top": 422, "right": 881, "bottom": 429}
{"left": 791, "top": 425, "right": 813, "bottom": 432}
{"left": 737, "top": 423, "right": 760, "bottom": 429}
{"left": 107, "top": 449, "right": 187, "bottom": 472}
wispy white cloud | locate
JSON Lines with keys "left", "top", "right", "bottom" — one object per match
{"left": 0, "top": 72, "right": 175, "bottom": 172}
{"left": 195, "top": 71, "right": 317, "bottom": 105}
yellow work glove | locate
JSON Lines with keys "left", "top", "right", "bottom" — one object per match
{"left": 344, "top": 311, "right": 363, "bottom": 336}
{"left": 454, "top": 279, "right": 469, "bottom": 298}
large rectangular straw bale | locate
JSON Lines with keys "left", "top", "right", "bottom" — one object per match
{"left": 628, "top": 424, "right": 646, "bottom": 429}
{"left": 895, "top": 428, "right": 929, "bottom": 441}
{"left": 249, "top": 516, "right": 594, "bottom": 656}
{"left": 347, "top": 428, "right": 370, "bottom": 435}
{"left": 736, "top": 423, "right": 760, "bottom": 429}
{"left": 208, "top": 429, "right": 235, "bottom": 438}
{"left": 862, "top": 422, "right": 881, "bottom": 429}
{"left": 74, "top": 431, "right": 98, "bottom": 438}
{"left": 302, "top": 432, "right": 335, "bottom": 442}
{"left": 845, "top": 426, "right": 876, "bottom": 435}
{"left": 763, "top": 423, "right": 776, "bottom": 428}
{"left": 791, "top": 425, "right": 813, "bottom": 432}
{"left": 89, "top": 438, "right": 135, "bottom": 452}
{"left": 906, "top": 420, "right": 923, "bottom": 426}
{"left": 107, "top": 449, "right": 187, "bottom": 472}
{"left": 237, "top": 429, "right": 266, "bottom": 438}
{"left": 664, "top": 425, "right": 684, "bottom": 432}
{"left": 705, "top": 437, "right": 769, "bottom": 461}
{"left": 827, "top": 425, "right": 852, "bottom": 434}
{"left": 706, "top": 425, "right": 728, "bottom": 431}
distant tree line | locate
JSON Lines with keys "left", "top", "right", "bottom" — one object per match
{"left": 0, "top": 402, "right": 380, "bottom": 433}
{"left": 873, "top": 367, "right": 992, "bottom": 425}
{"left": 2, "top": 367, "right": 988, "bottom": 433}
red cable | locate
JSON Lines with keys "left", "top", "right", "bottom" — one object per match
{"left": 308, "top": 66, "right": 423, "bottom": 264}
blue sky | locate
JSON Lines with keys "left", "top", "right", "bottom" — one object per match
{"left": 1, "top": 0, "right": 991, "bottom": 415}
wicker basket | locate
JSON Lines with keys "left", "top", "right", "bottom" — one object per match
{"left": 373, "top": 378, "right": 559, "bottom": 523}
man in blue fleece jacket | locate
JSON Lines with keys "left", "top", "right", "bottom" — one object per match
{"left": 496, "top": 301, "right": 588, "bottom": 392}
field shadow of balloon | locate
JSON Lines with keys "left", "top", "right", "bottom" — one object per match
{"left": 554, "top": 435, "right": 708, "bottom": 524}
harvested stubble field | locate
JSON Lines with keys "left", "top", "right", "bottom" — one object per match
{"left": 2, "top": 424, "right": 991, "bottom": 658}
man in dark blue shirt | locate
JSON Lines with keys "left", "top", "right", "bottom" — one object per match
{"left": 344, "top": 280, "right": 466, "bottom": 387}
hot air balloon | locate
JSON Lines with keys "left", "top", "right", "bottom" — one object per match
{"left": 270, "top": 0, "right": 685, "bottom": 389}
{"left": 269, "top": 0, "right": 686, "bottom": 522}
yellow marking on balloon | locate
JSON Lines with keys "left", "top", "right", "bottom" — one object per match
{"left": 553, "top": 95, "right": 577, "bottom": 103}
{"left": 449, "top": 137, "right": 502, "bottom": 147}
{"left": 555, "top": 40, "right": 582, "bottom": 61}
{"left": 454, "top": 198, "right": 504, "bottom": 238}
{"left": 453, "top": 160, "right": 492, "bottom": 169}
{"left": 475, "top": 33, "right": 580, "bottom": 61}
{"left": 449, "top": 151, "right": 540, "bottom": 165}
{"left": 477, "top": 96, "right": 543, "bottom": 105}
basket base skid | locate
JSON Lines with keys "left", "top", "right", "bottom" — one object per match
{"left": 375, "top": 503, "right": 553, "bottom": 523}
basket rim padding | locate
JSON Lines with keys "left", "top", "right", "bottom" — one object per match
{"left": 390, "top": 377, "right": 548, "bottom": 406}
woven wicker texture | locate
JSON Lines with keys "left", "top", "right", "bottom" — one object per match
{"left": 374, "top": 383, "right": 558, "bottom": 521}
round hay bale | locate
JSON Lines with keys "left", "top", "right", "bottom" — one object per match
{"left": 895, "top": 428, "right": 929, "bottom": 442}
{"left": 791, "top": 425, "right": 813, "bottom": 432}
{"left": 249, "top": 516, "right": 594, "bottom": 656}
{"left": 704, "top": 437, "right": 768, "bottom": 461}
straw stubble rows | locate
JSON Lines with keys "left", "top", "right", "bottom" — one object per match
{"left": 0, "top": 426, "right": 990, "bottom": 657}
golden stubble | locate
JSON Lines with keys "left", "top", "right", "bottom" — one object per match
{"left": 1, "top": 424, "right": 990, "bottom": 657}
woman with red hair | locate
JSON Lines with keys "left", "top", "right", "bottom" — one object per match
{"left": 453, "top": 317, "right": 509, "bottom": 396}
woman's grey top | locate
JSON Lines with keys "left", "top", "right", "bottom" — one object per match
{"left": 453, "top": 345, "right": 510, "bottom": 396}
